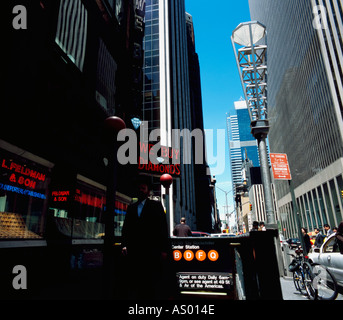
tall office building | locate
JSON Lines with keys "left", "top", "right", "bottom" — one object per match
{"left": 249, "top": 0, "right": 343, "bottom": 237}
{"left": 142, "top": 0, "right": 203, "bottom": 232}
{"left": 227, "top": 100, "right": 260, "bottom": 192}
{"left": 186, "top": 13, "right": 214, "bottom": 232}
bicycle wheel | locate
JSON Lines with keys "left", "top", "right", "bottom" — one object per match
{"left": 292, "top": 270, "right": 301, "bottom": 292}
{"left": 293, "top": 269, "right": 307, "bottom": 295}
{"left": 302, "top": 262, "right": 317, "bottom": 300}
{"left": 312, "top": 264, "right": 338, "bottom": 300}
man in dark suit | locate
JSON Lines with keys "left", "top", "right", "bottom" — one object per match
{"left": 121, "top": 176, "right": 169, "bottom": 299}
{"left": 173, "top": 217, "right": 192, "bottom": 237}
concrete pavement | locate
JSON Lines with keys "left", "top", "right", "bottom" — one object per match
{"left": 280, "top": 276, "right": 343, "bottom": 300}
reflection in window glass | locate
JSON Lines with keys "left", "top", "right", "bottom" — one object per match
{"left": 323, "top": 236, "right": 340, "bottom": 253}
{"left": 49, "top": 180, "right": 106, "bottom": 239}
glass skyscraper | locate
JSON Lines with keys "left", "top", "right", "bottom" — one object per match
{"left": 249, "top": 0, "right": 343, "bottom": 237}
{"left": 227, "top": 100, "right": 260, "bottom": 191}
{"left": 142, "top": 0, "right": 199, "bottom": 232}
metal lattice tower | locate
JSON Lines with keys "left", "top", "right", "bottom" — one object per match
{"left": 231, "top": 21, "right": 276, "bottom": 228}
{"left": 231, "top": 22, "right": 268, "bottom": 130}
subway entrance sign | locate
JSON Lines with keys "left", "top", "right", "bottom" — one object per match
{"left": 171, "top": 237, "right": 234, "bottom": 297}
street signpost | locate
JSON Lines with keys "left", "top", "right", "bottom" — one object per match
{"left": 270, "top": 153, "right": 306, "bottom": 254}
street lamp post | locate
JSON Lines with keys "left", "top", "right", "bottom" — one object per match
{"left": 103, "top": 116, "right": 126, "bottom": 298}
{"left": 231, "top": 21, "right": 277, "bottom": 229}
{"left": 160, "top": 174, "right": 173, "bottom": 235}
{"left": 215, "top": 185, "right": 233, "bottom": 228}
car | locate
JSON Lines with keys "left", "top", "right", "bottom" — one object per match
{"left": 308, "top": 233, "right": 343, "bottom": 288}
{"left": 211, "top": 233, "right": 236, "bottom": 237}
{"left": 191, "top": 231, "right": 211, "bottom": 237}
{"left": 287, "top": 238, "right": 301, "bottom": 250}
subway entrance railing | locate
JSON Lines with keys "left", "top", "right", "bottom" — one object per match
{"left": 170, "top": 230, "right": 283, "bottom": 300}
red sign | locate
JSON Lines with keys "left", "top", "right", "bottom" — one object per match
{"left": 270, "top": 153, "right": 292, "bottom": 180}
{"left": 138, "top": 142, "right": 181, "bottom": 177}
{"left": 1, "top": 158, "right": 46, "bottom": 190}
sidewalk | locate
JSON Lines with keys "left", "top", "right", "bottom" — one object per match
{"left": 280, "top": 277, "right": 308, "bottom": 300}
{"left": 280, "top": 276, "right": 343, "bottom": 300}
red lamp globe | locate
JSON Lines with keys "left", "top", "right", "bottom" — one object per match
{"left": 160, "top": 174, "right": 173, "bottom": 189}
{"left": 104, "top": 116, "right": 126, "bottom": 135}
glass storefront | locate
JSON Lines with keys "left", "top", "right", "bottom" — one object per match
{"left": 0, "top": 144, "right": 131, "bottom": 242}
{"left": 0, "top": 148, "right": 51, "bottom": 239}
{"left": 49, "top": 174, "right": 130, "bottom": 240}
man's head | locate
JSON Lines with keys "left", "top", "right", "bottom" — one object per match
{"left": 324, "top": 224, "right": 330, "bottom": 231}
{"left": 314, "top": 228, "right": 320, "bottom": 234}
{"left": 180, "top": 217, "right": 186, "bottom": 224}
{"left": 136, "top": 176, "right": 152, "bottom": 201}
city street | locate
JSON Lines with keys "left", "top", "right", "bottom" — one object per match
{"left": 3, "top": 0, "right": 343, "bottom": 303}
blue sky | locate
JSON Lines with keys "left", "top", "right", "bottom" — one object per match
{"left": 184, "top": 0, "right": 251, "bottom": 222}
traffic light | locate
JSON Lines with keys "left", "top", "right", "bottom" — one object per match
{"left": 341, "top": 190, "right": 343, "bottom": 198}
{"left": 249, "top": 203, "right": 252, "bottom": 211}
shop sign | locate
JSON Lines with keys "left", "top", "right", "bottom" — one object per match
{"left": 0, "top": 154, "right": 49, "bottom": 198}
{"left": 1, "top": 159, "right": 46, "bottom": 190}
{"left": 74, "top": 189, "right": 104, "bottom": 209}
{"left": 51, "top": 188, "right": 105, "bottom": 209}
{"left": 138, "top": 142, "right": 181, "bottom": 177}
{"left": 51, "top": 190, "right": 71, "bottom": 203}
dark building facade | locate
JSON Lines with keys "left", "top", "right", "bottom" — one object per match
{"left": 2, "top": 0, "right": 145, "bottom": 298}
{"left": 186, "top": 13, "right": 213, "bottom": 233}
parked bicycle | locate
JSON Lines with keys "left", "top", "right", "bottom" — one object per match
{"left": 288, "top": 247, "right": 316, "bottom": 299}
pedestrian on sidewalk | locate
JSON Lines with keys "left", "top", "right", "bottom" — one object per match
{"left": 314, "top": 228, "right": 325, "bottom": 249}
{"left": 301, "top": 227, "right": 312, "bottom": 254}
{"left": 324, "top": 224, "right": 334, "bottom": 237}
{"left": 173, "top": 217, "right": 192, "bottom": 237}
{"left": 259, "top": 221, "right": 266, "bottom": 231}
{"left": 121, "top": 176, "right": 170, "bottom": 300}
{"left": 250, "top": 221, "right": 259, "bottom": 232}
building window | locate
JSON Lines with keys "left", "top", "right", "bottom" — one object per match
{"left": 55, "top": 0, "right": 88, "bottom": 71}
{"left": 0, "top": 149, "right": 50, "bottom": 239}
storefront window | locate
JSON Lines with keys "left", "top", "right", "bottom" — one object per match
{"left": 49, "top": 178, "right": 106, "bottom": 239}
{"left": 114, "top": 200, "right": 128, "bottom": 237}
{"left": 72, "top": 181, "right": 106, "bottom": 239}
{"left": 0, "top": 149, "right": 50, "bottom": 239}
{"left": 49, "top": 177, "right": 130, "bottom": 239}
